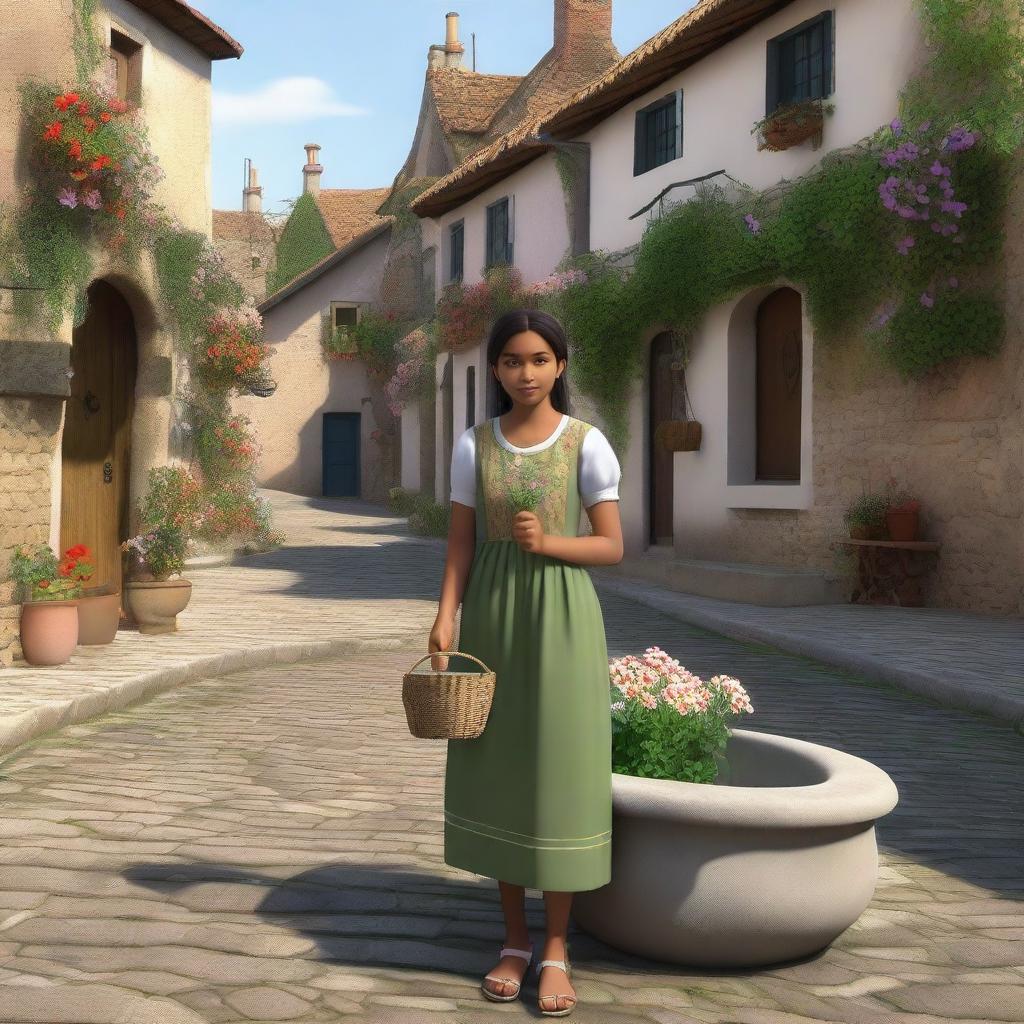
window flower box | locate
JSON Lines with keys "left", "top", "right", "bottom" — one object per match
{"left": 753, "top": 99, "right": 834, "bottom": 152}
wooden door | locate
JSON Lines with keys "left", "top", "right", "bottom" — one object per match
{"left": 322, "top": 413, "right": 360, "bottom": 497}
{"left": 649, "top": 331, "right": 674, "bottom": 544}
{"left": 61, "top": 280, "right": 138, "bottom": 593}
{"left": 755, "top": 288, "right": 802, "bottom": 481}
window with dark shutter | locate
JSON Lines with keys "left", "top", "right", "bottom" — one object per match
{"left": 109, "top": 29, "right": 142, "bottom": 104}
{"left": 485, "top": 198, "right": 511, "bottom": 269}
{"left": 633, "top": 90, "right": 682, "bottom": 176}
{"left": 450, "top": 220, "right": 464, "bottom": 282}
{"left": 766, "top": 12, "right": 833, "bottom": 113}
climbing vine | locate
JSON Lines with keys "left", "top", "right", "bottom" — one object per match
{"left": 265, "top": 191, "right": 334, "bottom": 296}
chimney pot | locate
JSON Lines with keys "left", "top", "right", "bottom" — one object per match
{"left": 243, "top": 161, "right": 262, "bottom": 213}
{"left": 445, "top": 12, "right": 464, "bottom": 53}
{"left": 303, "top": 143, "right": 323, "bottom": 196}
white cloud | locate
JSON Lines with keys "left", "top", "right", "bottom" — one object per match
{"left": 213, "top": 76, "right": 369, "bottom": 126}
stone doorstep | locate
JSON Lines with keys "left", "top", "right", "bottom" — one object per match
{"left": 599, "top": 553, "right": 847, "bottom": 606}
{"left": 0, "top": 632, "right": 424, "bottom": 760}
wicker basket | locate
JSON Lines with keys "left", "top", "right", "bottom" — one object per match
{"left": 655, "top": 419, "right": 703, "bottom": 452}
{"left": 402, "top": 650, "right": 496, "bottom": 740}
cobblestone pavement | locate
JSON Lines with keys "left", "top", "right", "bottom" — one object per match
{"left": 0, "top": 589, "right": 1020, "bottom": 1022}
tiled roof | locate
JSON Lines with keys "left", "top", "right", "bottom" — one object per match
{"left": 212, "top": 210, "right": 277, "bottom": 244}
{"left": 428, "top": 69, "right": 524, "bottom": 134}
{"left": 315, "top": 188, "right": 394, "bottom": 248}
{"left": 126, "top": 0, "right": 242, "bottom": 59}
{"left": 411, "top": 0, "right": 797, "bottom": 217}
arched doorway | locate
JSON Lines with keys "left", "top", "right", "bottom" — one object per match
{"left": 61, "top": 280, "right": 138, "bottom": 593}
{"left": 648, "top": 331, "right": 675, "bottom": 545}
{"left": 755, "top": 288, "right": 802, "bottom": 481}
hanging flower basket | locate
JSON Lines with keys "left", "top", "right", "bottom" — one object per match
{"left": 655, "top": 420, "right": 703, "bottom": 452}
{"left": 752, "top": 99, "right": 834, "bottom": 152}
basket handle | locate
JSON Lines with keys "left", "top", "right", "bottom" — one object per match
{"left": 408, "top": 650, "right": 492, "bottom": 674}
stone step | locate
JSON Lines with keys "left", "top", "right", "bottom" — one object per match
{"left": 594, "top": 551, "right": 848, "bottom": 607}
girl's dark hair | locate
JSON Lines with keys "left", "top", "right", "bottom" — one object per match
{"left": 486, "top": 308, "right": 571, "bottom": 416}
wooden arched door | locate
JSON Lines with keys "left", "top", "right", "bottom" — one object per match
{"left": 61, "top": 280, "right": 138, "bottom": 594}
{"left": 648, "top": 331, "right": 674, "bottom": 545}
{"left": 755, "top": 288, "right": 802, "bottom": 481}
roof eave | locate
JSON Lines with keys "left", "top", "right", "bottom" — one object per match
{"left": 126, "top": 0, "right": 244, "bottom": 59}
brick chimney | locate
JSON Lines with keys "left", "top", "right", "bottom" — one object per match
{"left": 303, "top": 143, "right": 322, "bottom": 195}
{"left": 554, "top": 0, "right": 612, "bottom": 56}
{"left": 428, "top": 11, "right": 465, "bottom": 70}
{"left": 243, "top": 162, "right": 262, "bottom": 213}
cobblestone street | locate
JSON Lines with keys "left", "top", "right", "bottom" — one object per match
{"left": 0, "top": 499, "right": 1020, "bottom": 1023}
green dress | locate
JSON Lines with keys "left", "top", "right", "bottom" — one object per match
{"left": 443, "top": 415, "right": 612, "bottom": 892}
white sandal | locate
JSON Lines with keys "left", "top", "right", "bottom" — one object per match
{"left": 481, "top": 944, "right": 533, "bottom": 1002}
{"left": 536, "top": 946, "right": 576, "bottom": 1017}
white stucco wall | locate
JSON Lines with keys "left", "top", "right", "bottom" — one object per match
{"left": 238, "top": 232, "right": 391, "bottom": 497}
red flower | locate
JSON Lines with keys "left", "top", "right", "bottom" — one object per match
{"left": 76, "top": 100, "right": 90, "bottom": 114}
{"left": 114, "top": 205, "right": 126, "bottom": 220}
{"left": 68, "top": 139, "right": 82, "bottom": 160}
{"left": 90, "top": 154, "right": 111, "bottom": 171}
{"left": 37, "top": 579, "right": 50, "bottom": 589}
{"left": 69, "top": 169, "right": 89, "bottom": 181}
{"left": 66, "top": 92, "right": 80, "bottom": 104}
{"left": 108, "top": 98, "right": 129, "bottom": 114}
{"left": 58, "top": 563, "right": 73, "bottom": 578}
{"left": 43, "top": 122, "right": 62, "bottom": 141}
{"left": 99, "top": 111, "right": 112, "bottom": 123}
{"left": 82, "top": 117, "right": 98, "bottom": 134}
{"left": 54, "top": 95, "right": 72, "bottom": 111}
{"left": 65, "top": 544, "right": 89, "bottom": 559}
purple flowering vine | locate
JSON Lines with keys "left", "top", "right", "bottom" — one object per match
{"left": 744, "top": 213, "right": 761, "bottom": 235}
{"left": 57, "top": 187, "right": 78, "bottom": 208}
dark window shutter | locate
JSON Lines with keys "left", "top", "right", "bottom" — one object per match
{"left": 634, "top": 109, "right": 645, "bottom": 175}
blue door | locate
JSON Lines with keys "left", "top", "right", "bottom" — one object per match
{"left": 322, "top": 413, "right": 360, "bottom": 497}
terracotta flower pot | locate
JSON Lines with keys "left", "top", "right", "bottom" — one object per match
{"left": 76, "top": 586, "right": 121, "bottom": 645}
{"left": 19, "top": 599, "right": 79, "bottom": 666}
{"left": 886, "top": 509, "right": 920, "bottom": 541}
{"left": 124, "top": 579, "right": 192, "bottom": 635}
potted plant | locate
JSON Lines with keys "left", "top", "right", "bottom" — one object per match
{"left": 8, "top": 543, "right": 85, "bottom": 665}
{"left": 843, "top": 490, "right": 889, "bottom": 540}
{"left": 121, "top": 525, "right": 192, "bottom": 634}
{"left": 884, "top": 479, "right": 922, "bottom": 541}
{"left": 752, "top": 98, "right": 835, "bottom": 152}
{"left": 570, "top": 646, "right": 899, "bottom": 968}
{"left": 64, "top": 544, "right": 121, "bottom": 646}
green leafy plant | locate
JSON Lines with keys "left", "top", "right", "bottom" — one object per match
{"left": 609, "top": 646, "right": 753, "bottom": 783}
{"left": 121, "top": 526, "right": 187, "bottom": 582}
{"left": 843, "top": 491, "right": 889, "bottom": 529}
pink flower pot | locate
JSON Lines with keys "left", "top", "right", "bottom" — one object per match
{"left": 124, "top": 579, "right": 191, "bottom": 634}
{"left": 77, "top": 586, "right": 121, "bottom": 645}
{"left": 19, "top": 600, "right": 79, "bottom": 666}
{"left": 886, "top": 509, "right": 920, "bottom": 542}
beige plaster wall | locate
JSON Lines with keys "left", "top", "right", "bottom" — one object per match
{"left": 238, "top": 231, "right": 392, "bottom": 498}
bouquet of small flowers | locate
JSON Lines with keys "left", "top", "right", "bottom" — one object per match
{"left": 9, "top": 543, "right": 95, "bottom": 601}
{"left": 194, "top": 302, "right": 267, "bottom": 393}
{"left": 121, "top": 525, "right": 187, "bottom": 582}
{"left": 609, "top": 646, "right": 753, "bottom": 783}
{"left": 506, "top": 455, "right": 544, "bottom": 512}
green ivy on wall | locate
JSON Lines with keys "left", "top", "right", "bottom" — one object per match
{"left": 265, "top": 191, "right": 335, "bottom": 295}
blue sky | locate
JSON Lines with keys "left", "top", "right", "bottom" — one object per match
{"left": 199, "top": 1, "right": 697, "bottom": 217}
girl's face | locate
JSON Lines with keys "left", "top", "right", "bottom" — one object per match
{"left": 492, "top": 330, "right": 566, "bottom": 409}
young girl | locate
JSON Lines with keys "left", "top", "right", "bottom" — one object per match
{"left": 428, "top": 308, "right": 623, "bottom": 1017}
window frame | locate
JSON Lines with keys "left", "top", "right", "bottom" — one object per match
{"left": 633, "top": 89, "right": 683, "bottom": 176}
{"left": 765, "top": 10, "right": 834, "bottom": 115}
{"left": 330, "top": 302, "right": 360, "bottom": 332}
{"left": 449, "top": 219, "right": 464, "bottom": 283}
{"left": 108, "top": 27, "right": 143, "bottom": 104}
{"left": 485, "top": 196, "right": 513, "bottom": 269}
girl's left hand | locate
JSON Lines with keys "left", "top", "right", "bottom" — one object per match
{"left": 512, "top": 510, "right": 545, "bottom": 554}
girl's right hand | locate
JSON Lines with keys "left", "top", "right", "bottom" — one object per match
{"left": 428, "top": 616, "right": 455, "bottom": 671}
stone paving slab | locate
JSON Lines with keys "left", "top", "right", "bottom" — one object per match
{"left": 0, "top": 630, "right": 1019, "bottom": 1023}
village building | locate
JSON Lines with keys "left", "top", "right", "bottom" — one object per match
{"left": 237, "top": 2, "right": 621, "bottom": 501}
{"left": 408, "top": 0, "right": 1024, "bottom": 615}
{"left": 0, "top": 0, "right": 242, "bottom": 665}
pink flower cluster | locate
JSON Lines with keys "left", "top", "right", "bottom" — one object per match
{"left": 609, "top": 645, "right": 752, "bottom": 718}
{"left": 528, "top": 269, "right": 588, "bottom": 295}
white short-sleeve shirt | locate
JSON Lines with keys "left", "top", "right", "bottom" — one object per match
{"left": 449, "top": 414, "right": 621, "bottom": 510}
